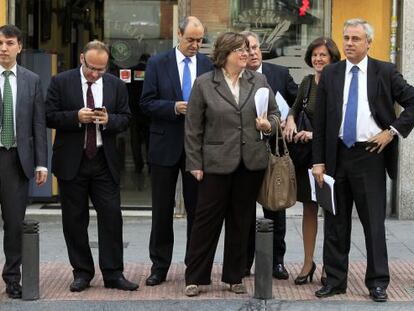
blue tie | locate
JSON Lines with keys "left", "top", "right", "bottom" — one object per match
{"left": 343, "top": 66, "right": 359, "bottom": 148}
{"left": 182, "top": 57, "right": 192, "bottom": 101}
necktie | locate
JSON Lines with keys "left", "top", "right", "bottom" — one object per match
{"left": 1, "top": 71, "right": 15, "bottom": 149}
{"left": 182, "top": 57, "right": 192, "bottom": 101}
{"left": 343, "top": 66, "right": 359, "bottom": 148}
{"left": 85, "top": 82, "right": 97, "bottom": 159}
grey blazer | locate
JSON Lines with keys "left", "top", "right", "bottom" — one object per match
{"left": 0, "top": 65, "right": 47, "bottom": 179}
{"left": 185, "top": 68, "right": 280, "bottom": 174}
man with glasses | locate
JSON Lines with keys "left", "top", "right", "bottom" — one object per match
{"left": 45, "top": 40, "right": 138, "bottom": 292}
{"left": 140, "top": 16, "right": 213, "bottom": 286}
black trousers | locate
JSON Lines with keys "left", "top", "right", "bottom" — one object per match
{"left": 58, "top": 150, "right": 124, "bottom": 281}
{"left": 0, "top": 148, "right": 28, "bottom": 284}
{"left": 149, "top": 153, "right": 198, "bottom": 276}
{"left": 324, "top": 142, "right": 389, "bottom": 290}
{"left": 185, "top": 163, "right": 265, "bottom": 285}
{"left": 246, "top": 208, "right": 286, "bottom": 270}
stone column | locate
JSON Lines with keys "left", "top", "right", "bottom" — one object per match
{"left": 396, "top": 0, "right": 414, "bottom": 219}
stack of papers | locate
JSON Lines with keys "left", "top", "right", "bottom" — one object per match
{"left": 308, "top": 169, "right": 336, "bottom": 215}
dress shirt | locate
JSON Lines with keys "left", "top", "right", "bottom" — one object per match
{"left": 80, "top": 67, "right": 103, "bottom": 148}
{"left": 175, "top": 47, "right": 197, "bottom": 91}
{"left": 0, "top": 64, "right": 17, "bottom": 147}
{"left": 339, "top": 56, "right": 382, "bottom": 141}
{"left": 222, "top": 68, "right": 244, "bottom": 105}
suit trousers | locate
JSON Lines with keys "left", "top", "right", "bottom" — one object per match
{"left": 324, "top": 141, "right": 389, "bottom": 290}
{"left": 149, "top": 152, "right": 198, "bottom": 275}
{"left": 0, "top": 148, "right": 29, "bottom": 284}
{"left": 246, "top": 208, "right": 286, "bottom": 270}
{"left": 58, "top": 149, "right": 124, "bottom": 281}
{"left": 185, "top": 163, "right": 265, "bottom": 285}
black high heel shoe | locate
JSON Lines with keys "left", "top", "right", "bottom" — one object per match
{"left": 294, "top": 262, "right": 316, "bottom": 285}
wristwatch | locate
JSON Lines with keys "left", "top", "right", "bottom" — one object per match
{"left": 389, "top": 128, "right": 398, "bottom": 136}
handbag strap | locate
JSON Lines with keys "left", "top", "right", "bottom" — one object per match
{"left": 273, "top": 118, "right": 289, "bottom": 157}
{"left": 301, "top": 74, "right": 313, "bottom": 109}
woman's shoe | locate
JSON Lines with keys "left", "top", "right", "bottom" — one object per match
{"left": 185, "top": 284, "right": 199, "bottom": 297}
{"left": 321, "top": 266, "right": 327, "bottom": 286}
{"left": 294, "top": 262, "right": 316, "bottom": 285}
{"left": 230, "top": 283, "right": 247, "bottom": 294}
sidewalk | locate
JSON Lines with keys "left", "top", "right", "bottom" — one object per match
{"left": 1, "top": 204, "right": 414, "bottom": 310}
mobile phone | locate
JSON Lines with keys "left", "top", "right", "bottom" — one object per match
{"left": 93, "top": 107, "right": 104, "bottom": 112}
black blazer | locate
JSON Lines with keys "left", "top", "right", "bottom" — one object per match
{"left": 262, "top": 62, "right": 297, "bottom": 107}
{"left": 313, "top": 57, "right": 414, "bottom": 179}
{"left": 140, "top": 48, "right": 213, "bottom": 166}
{"left": 45, "top": 69, "right": 131, "bottom": 183}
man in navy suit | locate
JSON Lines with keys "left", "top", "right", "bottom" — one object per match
{"left": 140, "top": 16, "right": 213, "bottom": 286}
{"left": 313, "top": 19, "right": 414, "bottom": 302}
{"left": 46, "top": 40, "right": 138, "bottom": 292}
{"left": 0, "top": 24, "right": 47, "bottom": 299}
{"left": 242, "top": 31, "right": 297, "bottom": 279}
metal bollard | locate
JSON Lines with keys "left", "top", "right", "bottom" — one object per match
{"left": 254, "top": 218, "right": 273, "bottom": 300}
{"left": 22, "top": 219, "right": 39, "bottom": 300}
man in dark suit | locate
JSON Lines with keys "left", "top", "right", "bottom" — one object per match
{"left": 242, "top": 31, "right": 297, "bottom": 279}
{"left": 46, "top": 40, "right": 138, "bottom": 292}
{"left": 140, "top": 16, "right": 213, "bottom": 286}
{"left": 0, "top": 24, "right": 47, "bottom": 299}
{"left": 312, "top": 19, "right": 414, "bottom": 302}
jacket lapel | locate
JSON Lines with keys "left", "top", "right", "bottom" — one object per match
{"left": 334, "top": 61, "right": 346, "bottom": 126}
{"left": 367, "top": 57, "right": 379, "bottom": 118}
{"left": 213, "top": 68, "right": 239, "bottom": 109}
{"left": 239, "top": 70, "right": 255, "bottom": 110}
{"left": 166, "top": 49, "right": 182, "bottom": 100}
{"left": 16, "top": 65, "right": 27, "bottom": 127}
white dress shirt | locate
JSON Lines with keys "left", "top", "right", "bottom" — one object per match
{"left": 0, "top": 64, "right": 18, "bottom": 147}
{"left": 80, "top": 67, "right": 103, "bottom": 147}
{"left": 339, "top": 56, "right": 382, "bottom": 141}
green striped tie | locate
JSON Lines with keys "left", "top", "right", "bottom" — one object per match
{"left": 1, "top": 70, "right": 15, "bottom": 149}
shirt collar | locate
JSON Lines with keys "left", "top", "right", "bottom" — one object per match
{"left": 256, "top": 63, "right": 263, "bottom": 73}
{"left": 80, "top": 66, "right": 103, "bottom": 86}
{"left": 222, "top": 68, "right": 245, "bottom": 80}
{"left": 175, "top": 47, "right": 197, "bottom": 64}
{"left": 346, "top": 55, "right": 368, "bottom": 74}
{"left": 0, "top": 63, "right": 17, "bottom": 77}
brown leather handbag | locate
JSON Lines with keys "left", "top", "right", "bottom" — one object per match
{"left": 257, "top": 121, "right": 297, "bottom": 211}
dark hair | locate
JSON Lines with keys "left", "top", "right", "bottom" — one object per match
{"left": 304, "top": 37, "right": 341, "bottom": 68}
{"left": 211, "top": 32, "right": 249, "bottom": 68}
{"left": 0, "top": 24, "right": 22, "bottom": 43}
{"left": 82, "top": 40, "right": 110, "bottom": 56}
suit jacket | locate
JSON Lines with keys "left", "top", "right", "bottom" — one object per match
{"left": 262, "top": 62, "right": 297, "bottom": 107}
{"left": 0, "top": 65, "right": 47, "bottom": 179}
{"left": 140, "top": 48, "right": 213, "bottom": 166}
{"left": 313, "top": 57, "right": 414, "bottom": 179}
{"left": 45, "top": 69, "right": 131, "bottom": 183}
{"left": 185, "top": 68, "right": 280, "bottom": 174}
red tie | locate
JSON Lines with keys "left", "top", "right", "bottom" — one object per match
{"left": 85, "top": 82, "right": 97, "bottom": 159}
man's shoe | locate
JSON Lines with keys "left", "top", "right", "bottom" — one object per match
{"left": 145, "top": 273, "right": 166, "bottom": 286}
{"left": 369, "top": 287, "right": 388, "bottom": 302}
{"left": 229, "top": 283, "right": 247, "bottom": 294}
{"left": 104, "top": 275, "right": 138, "bottom": 291}
{"left": 69, "top": 278, "right": 90, "bottom": 292}
{"left": 184, "top": 284, "right": 199, "bottom": 297}
{"left": 5, "top": 282, "right": 22, "bottom": 299}
{"left": 273, "top": 264, "right": 289, "bottom": 280}
{"left": 315, "top": 285, "right": 346, "bottom": 298}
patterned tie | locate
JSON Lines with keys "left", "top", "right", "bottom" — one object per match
{"left": 182, "top": 57, "right": 192, "bottom": 101}
{"left": 343, "top": 66, "right": 359, "bottom": 148}
{"left": 1, "top": 71, "right": 15, "bottom": 149}
{"left": 85, "top": 82, "right": 97, "bottom": 159}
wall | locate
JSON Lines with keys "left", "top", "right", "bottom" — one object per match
{"left": 332, "top": 0, "right": 391, "bottom": 61}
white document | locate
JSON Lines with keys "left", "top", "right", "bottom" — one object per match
{"left": 254, "top": 87, "right": 269, "bottom": 118}
{"left": 308, "top": 169, "right": 336, "bottom": 215}
{"left": 275, "top": 92, "right": 290, "bottom": 121}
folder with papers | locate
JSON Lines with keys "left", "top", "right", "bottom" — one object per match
{"left": 308, "top": 170, "right": 336, "bottom": 215}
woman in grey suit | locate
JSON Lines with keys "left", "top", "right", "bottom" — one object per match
{"left": 184, "top": 32, "right": 279, "bottom": 297}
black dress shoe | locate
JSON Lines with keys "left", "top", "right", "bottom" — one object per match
{"left": 145, "top": 273, "right": 166, "bottom": 286}
{"left": 69, "top": 278, "right": 90, "bottom": 292}
{"left": 315, "top": 285, "right": 346, "bottom": 298}
{"left": 104, "top": 275, "right": 138, "bottom": 291}
{"left": 369, "top": 287, "right": 388, "bottom": 302}
{"left": 5, "top": 282, "right": 22, "bottom": 299}
{"left": 273, "top": 264, "right": 289, "bottom": 280}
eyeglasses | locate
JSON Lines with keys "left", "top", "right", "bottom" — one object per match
{"left": 83, "top": 58, "right": 107, "bottom": 74}
{"left": 232, "top": 47, "right": 249, "bottom": 54}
